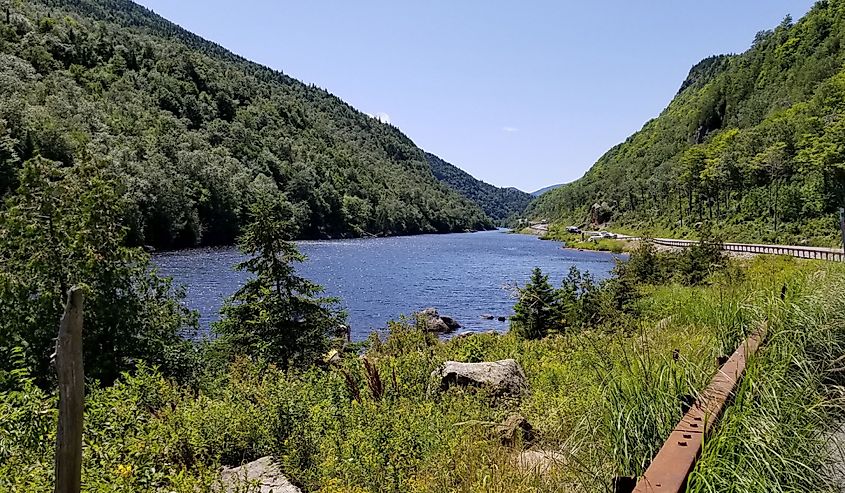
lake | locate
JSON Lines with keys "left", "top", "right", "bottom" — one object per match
{"left": 152, "top": 230, "right": 623, "bottom": 341}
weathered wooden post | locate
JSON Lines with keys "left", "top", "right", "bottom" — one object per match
{"left": 55, "top": 287, "right": 84, "bottom": 493}
{"left": 839, "top": 208, "right": 845, "bottom": 257}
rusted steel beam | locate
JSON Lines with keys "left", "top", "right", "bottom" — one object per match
{"left": 631, "top": 323, "right": 767, "bottom": 493}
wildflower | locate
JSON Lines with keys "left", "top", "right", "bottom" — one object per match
{"left": 115, "top": 463, "right": 133, "bottom": 478}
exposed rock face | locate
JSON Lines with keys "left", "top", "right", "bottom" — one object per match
{"left": 440, "top": 315, "right": 461, "bottom": 331}
{"left": 516, "top": 449, "right": 567, "bottom": 474}
{"left": 219, "top": 456, "right": 301, "bottom": 493}
{"left": 496, "top": 414, "right": 535, "bottom": 448}
{"left": 426, "top": 316, "right": 451, "bottom": 333}
{"left": 432, "top": 359, "right": 528, "bottom": 397}
{"left": 418, "top": 307, "right": 461, "bottom": 333}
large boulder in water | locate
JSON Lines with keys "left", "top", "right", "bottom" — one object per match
{"left": 219, "top": 456, "right": 301, "bottom": 493}
{"left": 432, "top": 359, "right": 528, "bottom": 397}
{"left": 440, "top": 315, "right": 461, "bottom": 331}
{"left": 417, "top": 307, "right": 461, "bottom": 333}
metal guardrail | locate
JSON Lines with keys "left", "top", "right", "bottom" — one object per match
{"left": 631, "top": 322, "right": 768, "bottom": 493}
{"left": 651, "top": 238, "right": 845, "bottom": 262}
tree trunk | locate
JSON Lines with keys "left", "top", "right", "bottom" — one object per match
{"left": 55, "top": 287, "right": 84, "bottom": 493}
{"left": 773, "top": 180, "right": 780, "bottom": 236}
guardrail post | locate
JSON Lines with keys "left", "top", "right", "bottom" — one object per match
{"left": 55, "top": 287, "right": 84, "bottom": 493}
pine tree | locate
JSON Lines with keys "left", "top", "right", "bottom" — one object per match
{"left": 510, "top": 267, "right": 560, "bottom": 340}
{"left": 214, "top": 193, "right": 345, "bottom": 368}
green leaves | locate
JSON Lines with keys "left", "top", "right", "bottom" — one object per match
{"left": 0, "top": 0, "right": 493, "bottom": 247}
{"left": 528, "top": 1, "right": 845, "bottom": 246}
{"left": 0, "top": 157, "right": 197, "bottom": 386}
{"left": 213, "top": 193, "right": 345, "bottom": 369}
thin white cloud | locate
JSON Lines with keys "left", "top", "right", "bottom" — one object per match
{"left": 368, "top": 112, "right": 391, "bottom": 124}
{"left": 502, "top": 126, "right": 519, "bottom": 133}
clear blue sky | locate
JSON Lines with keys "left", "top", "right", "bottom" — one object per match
{"left": 135, "top": 0, "right": 815, "bottom": 192}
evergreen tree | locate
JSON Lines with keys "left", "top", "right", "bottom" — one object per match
{"left": 214, "top": 193, "right": 345, "bottom": 368}
{"left": 511, "top": 267, "right": 560, "bottom": 340}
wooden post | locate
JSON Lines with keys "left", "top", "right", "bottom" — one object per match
{"left": 55, "top": 287, "right": 84, "bottom": 493}
{"left": 839, "top": 208, "right": 845, "bottom": 257}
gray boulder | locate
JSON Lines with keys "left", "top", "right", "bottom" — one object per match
{"left": 440, "top": 315, "right": 461, "bottom": 331}
{"left": 417, "top": 307, "right": 461, "bottom": 333}
{"left": 516, "top": 449, "right": 567, "bottom": 474}
{"left": 219, "top": 456, "right": 301, "bottom": 493}
{"left": 496, "top": 413, "right": 535, "bottom": 448}
{"left": 432, "top": 359, "right": 528, "bottom": 397}
{"left": 453, "top": 329, "right": 501, "bottom": 339}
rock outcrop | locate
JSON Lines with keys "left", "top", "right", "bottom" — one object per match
{"left": 219, "top": 456, "right": 301, "bottom": 493}
{"left": 453, "top": 330, "right": 500, "bottom": 339}
{"left": 516, "top": 449, "right": 567, "bottom": 474}
{"left": 418, "top": 307, "right": 461, "bottom": 333}
{"left": 496, "top": 414, "right": 535, "bottom": 447}
{"left": 432, "top": 359, "right": 528, "bottom": 397}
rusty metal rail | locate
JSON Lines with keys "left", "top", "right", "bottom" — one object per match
{"left": 631, "top": 323, "right": 768, "bottom": 493}
{"left": 651, "top": 238, "right": 844, "bottom": 261}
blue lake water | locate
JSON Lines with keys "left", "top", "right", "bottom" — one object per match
{"left": 152, "top": 230, "right": 623, "bottom": 341}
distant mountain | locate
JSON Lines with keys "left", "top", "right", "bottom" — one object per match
{"left": 0, "top": 0, "right": 492, "bottom": 248}
{"left": 527, "top": 3, "right": 845, "bottom": 245}
{"left": 425, "top": 153, "right": 534, "bottom": 222}
{"left": 531, "top": 184, "right": 563, "bottom": 197}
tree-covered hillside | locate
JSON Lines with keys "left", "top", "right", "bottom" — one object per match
{"left": 0, "top": 0, "right": 492, "bottom": 248}
{"left": 425, "top": 152, "right": 533, "bottom": 222}
{"left": 528, "top": 0, "right": 845, "bottom": 246}
{"left": 531, "top": 184, "right": 563, "bottom": 197}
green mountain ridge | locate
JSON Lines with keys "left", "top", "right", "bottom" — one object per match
{"left": 528, "top": 1, "right": 845, "bottom": 246}
{"left": 425, "top": 152, "right": 534, "bottom": 222}
{"left": 0, "top": 0, "right": 493, "bottom": 248}
{"left": 531, "top": 184, "right": 563, "bottom": 197}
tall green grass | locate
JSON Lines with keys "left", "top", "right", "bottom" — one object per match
{"left": 688, "top": 266, "right": 845, "bottom": 492}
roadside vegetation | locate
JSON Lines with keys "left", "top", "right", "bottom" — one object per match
{"left": 539, "top": 224, "right": 630, "bottom": 253}
{"left": 3, "top": 162, "right": 844, "bottom": 492}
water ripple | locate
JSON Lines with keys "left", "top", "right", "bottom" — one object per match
{"left": 152, "top": 230, "right": 622, "bottom": 341}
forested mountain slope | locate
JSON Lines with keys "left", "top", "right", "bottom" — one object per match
{"left": 0, "top": 0, "right": 492, "bottom": 248}
{"left": 425, "top": 152, "right": 533, "bottom": 222}
{"left": 531, "top": 184, "right": 562, "bottom": 197}
{"left": 528, "top": 0, "right": 845, "bottom": 246}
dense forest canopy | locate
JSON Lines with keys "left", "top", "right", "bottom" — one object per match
{"left": 425, "top": 152, "right": 533, "bottom": 222}
{"left": 528, "top": 0, "right": 845, "bottom": 246}
{"left": 0, "top": 0, "right": 493, "bottom": 248}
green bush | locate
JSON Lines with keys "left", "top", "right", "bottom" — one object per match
{"left": 0, "top": 158, "right": 197, "bottom": 386}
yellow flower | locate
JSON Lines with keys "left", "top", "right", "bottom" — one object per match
{"left": 115, "top": 463, "right": 133, "bottom": 478}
